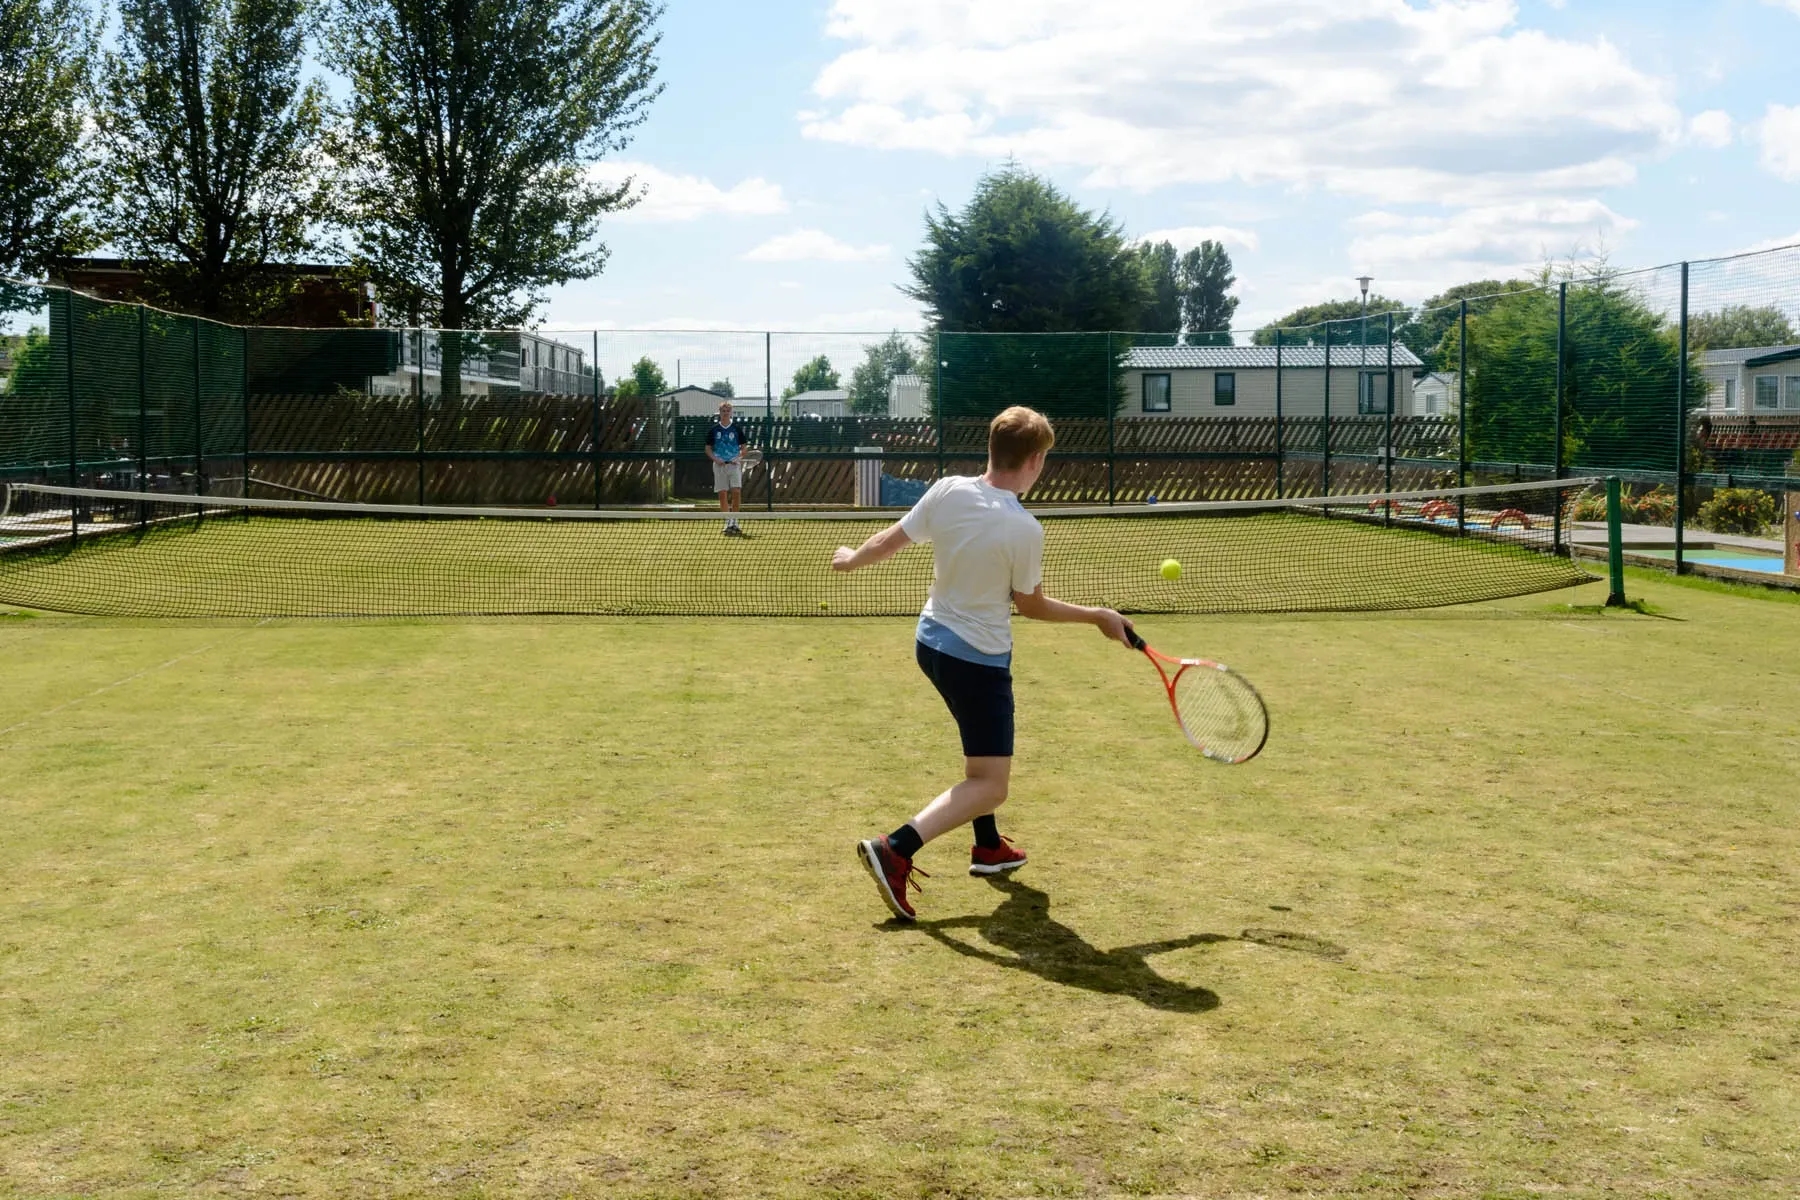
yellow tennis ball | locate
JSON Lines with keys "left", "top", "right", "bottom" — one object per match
{"left": 819, "top": 600, "right": 830, "bottom": 610}
{"left": 1160, "top": 558, "right": 1182, "bottom": 582}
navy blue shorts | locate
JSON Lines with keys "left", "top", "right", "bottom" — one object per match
{"left": 916, "top": 641, "right": 1015, "bottom": 758}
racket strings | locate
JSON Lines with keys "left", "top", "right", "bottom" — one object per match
{"left": 1171, "top": 664, "right": 1267, "bottom": 763}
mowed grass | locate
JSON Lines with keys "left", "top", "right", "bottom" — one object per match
{"left": 2, "top": 571, "right": 1799, "bottom": 1198}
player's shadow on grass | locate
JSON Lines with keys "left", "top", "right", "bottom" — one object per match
{"left": 898, "top": 876, "right": 1227, "bottom": 1013}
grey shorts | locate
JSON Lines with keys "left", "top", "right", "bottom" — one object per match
{"left": 712, "top": 461, "right": 743, "bottom": 492}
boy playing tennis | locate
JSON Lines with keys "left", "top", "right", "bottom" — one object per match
{"left": 706, "top": 400, "right": 747, "bottom": 536}
{"left": 832, "top": 405, "right": 1132, "bottom": 921}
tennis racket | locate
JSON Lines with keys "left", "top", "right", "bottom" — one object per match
{"left": 738, "top": 448, "right": 763, "bottom": 469}
{"left": 1125, "top": 627, "right": 1268, "bottom": 763}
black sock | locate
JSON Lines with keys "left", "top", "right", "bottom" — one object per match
{"left": 972, "top": 815, "right": 1001, "bottom": 849}
{"left": 887, "top": 823, "right": 924, "bottom": 860}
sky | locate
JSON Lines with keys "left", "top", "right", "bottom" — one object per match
{"left": 541, "top": 0, "right": 1800, "bottom": 352}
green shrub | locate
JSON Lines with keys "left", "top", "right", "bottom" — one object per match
{"left": 1696, "top": 488, "right": 1778, "bottom": 536}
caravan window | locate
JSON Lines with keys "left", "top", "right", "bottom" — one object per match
{"left": 1142, "top": 373, "right": 1171, "bottom": 413}
{"left": 1755, "top": 375, "right": 1780, "bottom": 410}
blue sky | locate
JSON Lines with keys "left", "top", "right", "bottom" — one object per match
{"left": 544, "top": 0, "right": 1800, "bottom": 342}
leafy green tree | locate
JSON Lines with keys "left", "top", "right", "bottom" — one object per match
{"left": 1462, "top": 274, "right": 1703, "bottom": 472}
{"left": 707, "top": 378, "right": 734, "bottom": 397}
{"left": 1132, "top": 241, "right": 1181, "bottom": 336}
{"left": 1397, "top": 279, "right": 1536, "bottom": 368}
{"left": 630, "top": 356, "right": 667, "bottom": 397}
{"left": 1689, "top": 304, "right": 1797, "bottom": 352}
{"left": 846, "top": 332, "right": 918, "bottom": 414}
{"left": 0, "top": 0, "right": 94, "bottom": 278}
{"left": 93, "top": 0, "right": 326, "bottom": 318}
{"left": 1178, "top": 241, "right": 1238, "bottom": 345}
{"left": 903, "top": 165, "right": 1145, "bottom": 417}
{"left": 1253, "top": 296, "right": 1410, "bottom": 346}
{"left": 783, "top": 354, "right": 839, "bottom": 401}
{"left": 326, "top": 0, "right": 660, "bottom": 394}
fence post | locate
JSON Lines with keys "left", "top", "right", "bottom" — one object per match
{"left": 765, "top": 331, "right": 774, "bottom": 511}
{"left": 1457, "top": 298, "right": 1468, "bottom": 533}
{"left": 592, "top": 330, "right": 602, "bottom": 508}
{"left": 193, "top": 319, "right": 206, "bottom": 497}
{"left": 1675, "top": 261, "right": 1689, "bottom": 573}
{"left": 1274, "top": 328, "right": 1284, "bottom": 499}
{"left": 1322, "top": 322, "right": 1332, "bottom": 496}
{"left": 1384, "top": 311, "right": 1394, "bottom": 510}
{"left": 935, "top": 330, "right": 945, "bottom": 483}
{"left": 1106, "top": 330, "right": 1115, "bottom": 505}
{"left": 1554, "top": 281, "right": 1566, "bottom": 551}
{"left": 416, "top": 328, "right": 426, "bottom": 505}
{"left": 1605, "top": 476, "right": 1627, "bottom": 607}
{"left": 240, "top": 326, "right": 250, "bottom": 500}
{"left": 64, "top": 288, "right": 78, "bottom": 541}
{"left": 137, "top": 305, "right": 148, "bottom": 524}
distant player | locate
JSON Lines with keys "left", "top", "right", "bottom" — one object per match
{"left": 832, "top": 405, "right": 1132, "bottom": 921}
{"left": 706, "top": 400, "right": 747, "bottom": 536}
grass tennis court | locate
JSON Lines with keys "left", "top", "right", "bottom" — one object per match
{"left": 3, "top": 570, "right": 1798, "bottom": 1197}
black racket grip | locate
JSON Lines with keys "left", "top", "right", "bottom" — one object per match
{"left": 1124, "top": 625, "right": 1145, "bottom": 651}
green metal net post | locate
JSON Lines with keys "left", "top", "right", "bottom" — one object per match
{"left": 1606, "top": 476, "right": 1627, "bottom": 606}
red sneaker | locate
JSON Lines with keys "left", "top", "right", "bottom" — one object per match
{"left": 857, "top": 837, "right": 927, "bottom": 921}
{"left": 969, "top": 835, "right": 1027, "bottom": 877}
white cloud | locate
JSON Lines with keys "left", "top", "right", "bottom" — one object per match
{"left": 1135, "top": 225, "right": 1260, "bottom": 253}
{"left": 1757, "top": 104, "right": 1800, "bottom": 181}
{"left": 1347, "top": 198, "right": 1635, "bottom": 277}
{"left": 742, "top": 229, "right": 891, "bottom": 263}
{"left": 1765, "top": 0, "right": 1800, "bottom": 15}
{"left": 589, "top": 161, "right": 788, "bottom": 222}
{"left": 1687, "top": 110, "right": 1734, "bottom": 149}
{"left": 804, "top": 1, "right": 1684, "bottom": 208}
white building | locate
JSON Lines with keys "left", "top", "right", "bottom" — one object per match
{"left": 661, "top": 387, "right": 775, "bottom": 419}
{"left": 368, "top": 330, "right": 594, "bottom": 396}
{"left": 1119, "top": 344, "right": 1426, "bottom": 418}
{"left": 1413, "top": 371, "right": 1459, "bottom": 417}
{"left": 1699, "top": 344, "right": 1800, "bottom": 413}
{"left": 787, "top": 388, "right": 850, "bottom": 418}
{"left": 886, "top": 373, "right": 926, "bottom": 418}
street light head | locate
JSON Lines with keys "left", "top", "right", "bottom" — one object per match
{"left": 1356, "top": 275, "right": 1374, "bottom": 300}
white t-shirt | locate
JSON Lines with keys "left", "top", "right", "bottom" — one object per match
{"left": 899, "top": 475, "right": 1045, "bottom": 657}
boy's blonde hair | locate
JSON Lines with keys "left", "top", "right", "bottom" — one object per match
{"left": 988, "top": 405, "right": 1055, "bottom": 470}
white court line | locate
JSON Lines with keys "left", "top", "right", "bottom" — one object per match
{"left": 0, "top": 624, "right": 264, "bottom": 740}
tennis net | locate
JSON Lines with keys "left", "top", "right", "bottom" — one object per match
{"left": 0, "top": 479, "right": 1605, "bottom": 619}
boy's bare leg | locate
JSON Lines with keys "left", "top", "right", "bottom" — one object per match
{"left": 907, "top": 756, "right": 1010, "bottom": 843}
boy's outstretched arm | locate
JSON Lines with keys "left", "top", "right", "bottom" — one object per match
{"left": 1012, "top": 586, "right": 1133, "bottom": 645}
{"left": 832, "top": 523, "right": 913, "bottom": 572}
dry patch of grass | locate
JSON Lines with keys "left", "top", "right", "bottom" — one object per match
{"left": 2, "top": 575, "right": 1798, "bottom": 1197}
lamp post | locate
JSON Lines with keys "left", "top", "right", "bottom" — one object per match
{"left": 1356, "top": 275, "right": 1373, "bottom": 407}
